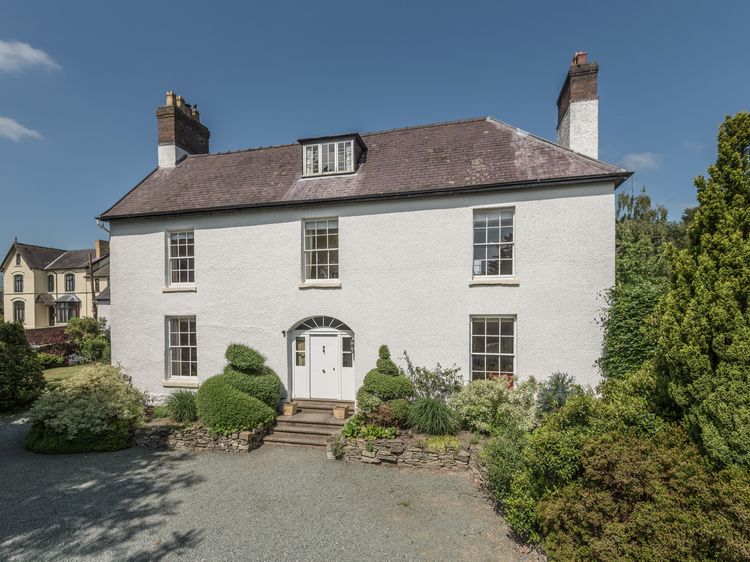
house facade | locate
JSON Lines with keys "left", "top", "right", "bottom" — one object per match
{"left": 100, "top": 53, "right": 630, "bottom": 399}
{"left": 1, "top": 241, "right": 110, "bottom": 328}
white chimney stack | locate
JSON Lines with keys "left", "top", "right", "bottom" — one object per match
{"left": 556, "top": 51, "right": 599, "bottom": 159}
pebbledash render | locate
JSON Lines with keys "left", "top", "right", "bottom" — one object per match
{"left": 99, "top": 52, "right": 630, "bottom": 400}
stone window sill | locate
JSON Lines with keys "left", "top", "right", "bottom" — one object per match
{"left": 162, "top": 379, "right": 200, "bottom": 389}
{"left": 469, "top": 277, "right": 520, "bottom": 287}
{"left": 298, "top": 281, "right": 342, "bottom": 290}
{"left": 162, "top": 286, "right": 197, "bottom": 293}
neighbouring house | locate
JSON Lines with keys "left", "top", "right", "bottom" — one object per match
{"left": 99, "top": 52, "right": 630, "bottom": 399}
{"left": 0, "top": 240, "right": 110, "bottom": 329}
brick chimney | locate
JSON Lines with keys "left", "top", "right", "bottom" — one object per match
{"left": 556, "top": 51, "right": 599, "bottom": 159}
{"left": 156, "top": 91, "right": 210, "bottom": 167}
{"left": 95, "top": 239, "right": 109, "bottom": 259}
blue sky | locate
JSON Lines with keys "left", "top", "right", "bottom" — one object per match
{"left": 1, "top": 0, "right": 748, "bottom": 252}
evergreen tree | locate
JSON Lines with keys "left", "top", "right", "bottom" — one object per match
{"left": 654, "top": 113, "right": 750, "bottom": 467}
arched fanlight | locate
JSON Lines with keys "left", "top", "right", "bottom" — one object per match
{"left": 293, "top": 316, "right": 351, "bottom": 331}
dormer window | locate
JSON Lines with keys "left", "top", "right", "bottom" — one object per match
{"left": 300, "top": 134, "right": 365, "bottom": 177}
{"left": 304, "top": 140, "right": 353, "bottom": 176}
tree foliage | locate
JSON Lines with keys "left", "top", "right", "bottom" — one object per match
{"left": 0, "top": 321, "right": 45, "bottom": 411}
{"left": 653, "top": 112, "right": 750, "bottom": 467}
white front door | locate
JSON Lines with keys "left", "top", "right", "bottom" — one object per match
{"left": 309, "top": 333, "right": 340, "bottom": 399}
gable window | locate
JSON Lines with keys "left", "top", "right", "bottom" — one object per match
{"left": 15, "top": 253, "right": 20, "bottom": 266}
{"left": 303, "top": 219, "right": 339, "bottom": 280}
{"left": 304, "top": 140, "right": 353, "bottom": 176}
{"left": 13, "top": 275, "right": 23, "bottom": 293}
{"left": 168, "top": 231, "right": 195, "bottom": 285}
{"left": 13, "top": 301, "right": 25, "bottom": 323}
{"left": 471, "top": 316, "right": 515, "bottom": 381}
{"left": 47, "top": 274, "right": 54, "bottom": 292}
{"left": 473, "top": 208, "right": 514, "bottom": 277}
{"left": 167, "top": 316, "right": 197, "bottom": 377}
{"left": 56, "top": 302, "right": 79, "bottom": 323}
{"left": 65, "top": 273, "right": 75, "bottom": 292}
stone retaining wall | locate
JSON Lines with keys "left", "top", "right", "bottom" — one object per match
{"left": 134, "top": 424, "right": 267, "bottom": 453}
{"left": 330, "top": 436, "right": 486, "bottom": 480}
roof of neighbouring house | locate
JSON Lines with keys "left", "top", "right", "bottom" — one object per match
{"left": 0, "top": 242, "right": 109, "bottom": 272}
{"left": 94, "top": 286, "right": 110, "bottom": 302}
{"left": 99, "top": 117, "right": 631, "bottom": 221}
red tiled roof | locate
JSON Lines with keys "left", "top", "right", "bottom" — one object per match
{"left": 100, "top": 117, "right": 629, "bottom": 220}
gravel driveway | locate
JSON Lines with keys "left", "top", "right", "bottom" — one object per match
{"left": 0, "top": 416, "right": 539, "bottom": 561}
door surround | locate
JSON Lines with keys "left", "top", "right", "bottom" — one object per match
{"left": 288, "top": 316, "right": 354, "bottom": 401}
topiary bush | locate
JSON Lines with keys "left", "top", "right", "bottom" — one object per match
{"left": 0, "top": 321, "right": 46, "bottom": 412}
{"left": 407, "top": 397, "right": 458, "bottom": 435}
{"left": 356, "top": 387, "right": 382, "bottom": 413}
{"left": 166, "top": 390, "right": 198, "bottom": 422}
{"left": 223, "top": 366, "right": 283, "bottom": 408}
{"left": 375, "top": 345, "right": 400, "bottom": 376}
{"left": 361, "top": 369, "right": 414, "bottom": 401}
{"left": 388, "top": 398, "right": 411, "bottom": 427}
{"left": 25, "top": 364, "right": 144, "bottom": 453}
{"left": 225, "top": 343, "right": 266, "bottom": 373}
{"left": 196, "top": 375, "right": 275, "bottom": 434}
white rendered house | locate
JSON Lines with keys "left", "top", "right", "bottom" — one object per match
{"left": 99, "top": 53, "right": 630, "bottom": 400}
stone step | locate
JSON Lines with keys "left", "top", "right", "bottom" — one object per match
{"left": 278, "top": 411, "right": 348, "bottom": 427}
{"left": 293, "top": 399, "right": 355, "bottom": 413}
{"left": 264, "top": 431, "right": 328, "bottom": 447}
{"left": 274, "top": 422, "right": 342, "bottom": 436}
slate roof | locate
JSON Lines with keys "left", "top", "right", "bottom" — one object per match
{"left": 94, "top": 286, "right": 110, "bottom": 302}
{"left": 11, "top": 243, "right": 66, "bottom": 270}
{"left": 45, "top": 249, "right": 97, "bottom": 270}
{"left": 99, "top": 117, "right": 630, "bottom": 220}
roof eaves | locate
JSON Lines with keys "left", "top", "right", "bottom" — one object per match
{"left": 100, "top": 171, "right": 631, "bottom": 222}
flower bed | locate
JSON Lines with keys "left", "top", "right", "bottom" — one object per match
{"left": 134, "top": 422, "right": 268, "bottom": 453}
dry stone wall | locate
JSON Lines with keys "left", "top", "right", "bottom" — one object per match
{"left": 134, "top": 425, "right": 267, "bottom": 453}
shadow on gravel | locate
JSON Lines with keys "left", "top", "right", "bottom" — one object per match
{"left": 0, "top": 417, "right": 205, "bottom": 561}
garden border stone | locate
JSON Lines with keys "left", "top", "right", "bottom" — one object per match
{"left": 134, "top": 424, "right": 268, "bottom": 453}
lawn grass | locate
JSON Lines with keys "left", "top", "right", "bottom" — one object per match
{"left": 44, "top": 364, "right": 89, "bottom": 388}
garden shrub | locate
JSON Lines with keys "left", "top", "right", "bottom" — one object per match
{"left": 166, "top": 390, "right": 198, "bottom": 422}
{"left": 65, "top": 317, "right": 111, "bottom": 363}
{"left": 538, "top": 425, "right": 750, "bottom": 561}
{"left": 152, "top": 405, "right": 170, "bottom": 419}
{"left": 387, "top": 398, "right": 411, "bottom": 427}
{"left": 361, "top": 369, "right": 414, "bottom": 401}
{"left": 223, "top": 366, "right": 283, "bottom": 408}
{"left": 407, "top": 397, "right": 458, "bottom": 435}
{"left": 25, "top": 364, "right": 144, "bottom": 453}
{"left": 225, "top": 343, "right": 266, "bottom": 373}
{"left": 481, "top": 424, "right": 530, "bottom": 505}
{"left": 0, "top": 321, "right": 45, "bottom": 412}
{"left": 37, "top": 352, "right": 65, "bottom": 370}
{"left": 449, "top": 377, "right": 538, "bottom": 435}
{"left": 535, "top": 371, "right": 582, "bottom": 419}
{"left": 196, "top": 375, "right": 275, "bottom": 434}
{"left": 341, "top": 412, "right": 398, "bottom": 439}
{"left": 365, "top": 402, "right": 398, "bottom": 428}
{"left": 402, "top": 351, "right": 462, "bottom": 400}
{"left": 355, "top": 387, "right": 382, "bottom": 413}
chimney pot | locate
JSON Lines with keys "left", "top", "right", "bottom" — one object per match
{"left": 572, "top": 51, "right": 587, "bottom": 65}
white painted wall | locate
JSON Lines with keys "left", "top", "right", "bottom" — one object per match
{"left": 556, "top": 99, "right": 599, "bottom": 160}
{"left": 157, "top": 143, "right": 190, "bottom": 168}
{"left": 109, "top": 182, "right": 615, "bottom": 398}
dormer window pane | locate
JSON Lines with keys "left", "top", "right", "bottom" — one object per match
{"left": 303, "top": 140, "right": 354, "bottom": 176}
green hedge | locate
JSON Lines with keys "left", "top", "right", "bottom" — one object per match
{"left": 223, "top": 366, "right": 283, "bottom": 408}
{"left": 361, "top": 369, "right": 414, "bottom": 401}
{"left": 196, "top": 375, "right": 275, "bottom": 434}
{"left": 0, "top": 321, "right": 45, "bottom": 412}
{"left": 37, "top": 352, "right": 65, "bottom": 370}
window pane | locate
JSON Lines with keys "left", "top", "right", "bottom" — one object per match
{"left": 501, "top": 319, "right": 514, "bottom": 336}
{"left": 501, "top": 227, "right": 513, "bottom": 242}
{"left": 500, "top": 356, "right": 514, "bottom": 374}
{"left": 487, "top": 228, "right": 500, "bottom": 244}
{"left": 474, "top": 229, "right": 486, "bottom": 244}
{"left": 296, "top": 337, "right": 305, "bottom": 352}
{"left": 487, "top": 260, "right": 499, "bottom": 275}
{"left": 472, "top": 336, "right": 485, "bottom": 353}
{"left": 501, "top": 336, "right": 514, "bottom": 353}
{"left": 471, "top": 355, "right": 485, "bottom": 372}
{"left": 486, "top": 337, "right": 499, "bottom": 353}
{"left": 342, "top": 337, "right": 351, "bottom": 352}
{"left": 500, "top": 260, "right": 513, "bottom": 275}
{"left": 472, "top": 319, "right": 485, "bottom": 335}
